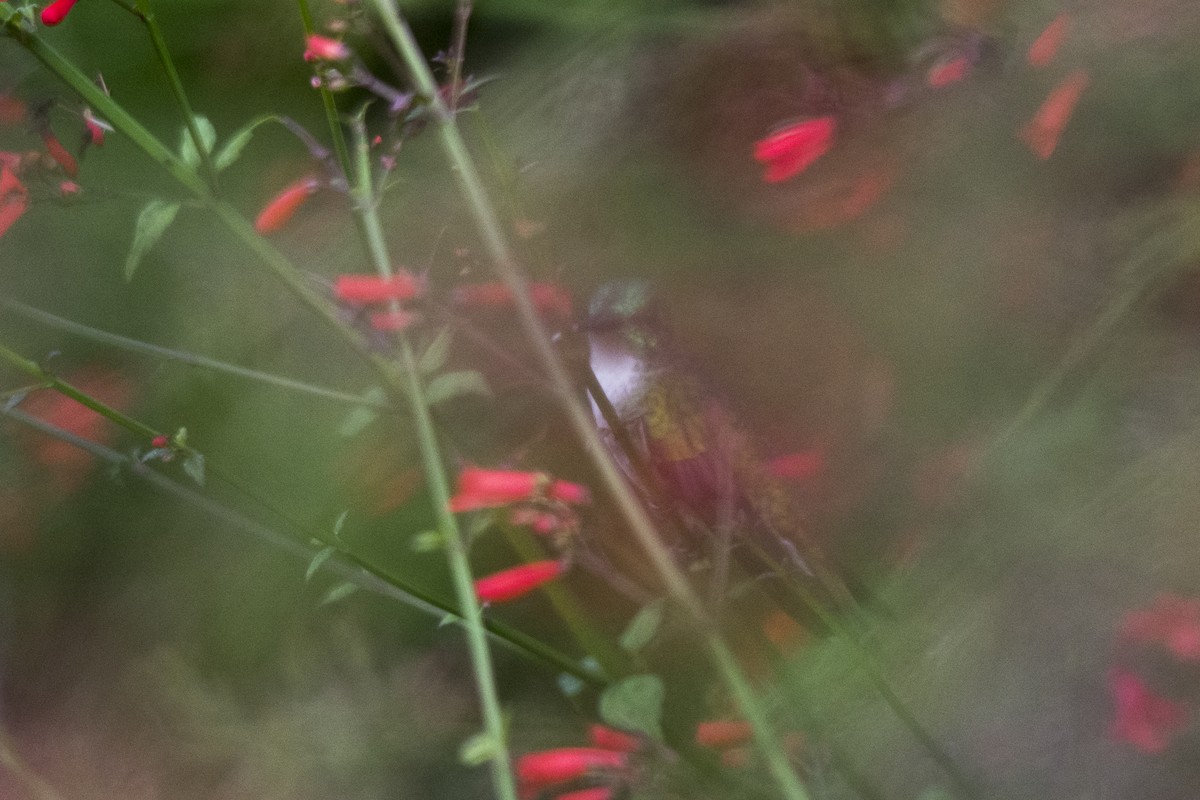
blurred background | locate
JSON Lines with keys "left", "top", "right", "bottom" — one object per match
{"left": 3, "top": 0, "right": 1200, "bottom": 797}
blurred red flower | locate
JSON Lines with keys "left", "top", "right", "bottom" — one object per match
{"left": 1020, "top": 69, "right": 1089, "bottom": 160}
{"left": 927, "top": 54, "right": 970, "bottom": 88}
{"left": 1107, "top": 667, "right": 1188, "bottom": 753}
{"left": 451, "top": 281, "right": 574, "bottom": 318}
{"left": 448, "top": 466, "right": 589, "bottom": 513}
{"left": 587, "top": 724, "right": 641, "bottom": 753}
{"left": 304, "top": 34, "right": 349, "bottom": 62}
{"left": 254, "top": 176, "right": 319, "bottom": 234}
{"left": 516, "top": 748, "right": 627, "bottom": 789}
{"left": 335, "top": 272, "right": 422, "bottom": 304}
{"left": 695, "top": 719, "right": 753, "bottom": 749}
{"left": 474, "top": 560, "right": 564, "bottom": 603}
{"left": 41, "top": 0, "right": 82, "bottom": 26}
{"left": 1119, "top": 593, "right": 1200, "bottom": 661}
{"left": 1028, "top": 14, "right": 1070, "bottom": 68}
{"left": 0, "top": 157, "right": 28, "bottom": 238}
{"left": 753, "top": 117, "right": 836, "bottom": 183}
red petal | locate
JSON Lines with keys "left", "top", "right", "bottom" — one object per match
{"left": 41, "top": 0, "right": 81, "bottom": 26}
{"left": 449, "top": 467, "right": 543, "bottom": 512}
{"left": 1028, "top": 14, "right": 1070, "bottom": 68}
{"left": 334, "top": 272, "right": 422, "bottom": 304}
{"left": 43, "top": 133, "right": 78, "bottom": 177}
{"left": 1020, "top": 70, "right": 1089, "bottom": 160}
{"left": 753, "top": 117, "right": 836, "bottom": 183}
{"left": 587, "top": 724, "right": 641, "bottom": 753}
{"left": 927, "top": 55, "right": 970, "bottom": 88}
{"left": 516, "top": 748, "right": 627, "bottom": 788}
{"left": 254, "top": 177, "right": 319, "bottom": 234}
{"left": 0, "top": 165, "right": 28, "bottom": 239}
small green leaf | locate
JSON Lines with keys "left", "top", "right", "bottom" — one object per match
{"left": 306, "top": 546, "right": 336, "bottom": 581}
{"left": 411, "top": 530, "right": 444, "bottom": 552}
{"left": 332, "top": 510, "right": 349, "bottom": 540}
{"left": 319, "top": 581, "right": 358, "bottom": 606}
{"left": 599, "top": 674, "right": 664, "bottom": 740}
{"left": 424, "top": 370, "right": 491, "bottom": 406}
{"left": 124, "top": 200, "right": 181, "bottom": 281}
{"left": 458, "top": 732, "right": 499, "bottom": 766}
{"left": 179, "top": 116, "right": 217, "bottom": 168}
{"left": 417, "top": 328, "right": 453, "bottom": 375}
{"left": 338, "top": 387, "right": 386, "bottom": 437}
{"left": 619, "top": 599, "right": 665, "bottom": 654}
{"left": 174, "top": 427, "right": 188, "bottom": 447}
{"left": 213, "top": 115, "right": 275, "bottom": 171}
{"left": 182, "top": 451, "right": 205, "bottom": 486}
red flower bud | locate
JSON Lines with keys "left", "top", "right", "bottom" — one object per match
{"left": 0, "top": 161, "right": 29, "bottom": 239}
{"left": 1028, "top": 14, "right": 1069, "bottom": 68}
{"left": 151, "top": 435, "right": 170, "bottom": 449}
{"left": 304, "top": 34, "right": 350, "bottom": 62}
{"left": 1020, "top": 69, "right": 1088, "bottom": 160}
{"left": 254, "top": 177, "right": 319, "bottom": 234}
{"left": 516, "top": 748, "right": 627, "bottom": 789}
{"left": 547, "top": 479, "right": 590, "bottom": 506}
{"left": 753, "top": 117, "right": 835, "bottom": 183}
{"left": 334, "top": 272, "right": 422, "bottom": 304}
{"left": 926, "top": 54, "right": 970, "bottom": 88}
{"left": 41, "top": 0, "right": 82, "bottom": 26}
{"left": 474, "top": 560, "right": 563, "bottom": 603}
{"left": 42, "top": 133, "right": 77, "bottom": 177}
{"left": 694, "top": 720, "right": 753, "bottom": 749}
{"left": 587, "top": 724, "right": 641, "bottom": 753}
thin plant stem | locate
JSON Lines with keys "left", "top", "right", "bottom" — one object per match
{"left": 294, "top": 0, "right": 354, "bottom": 183}
{"left": 131, "top": 0, "right": 219, "bottom": 188}
{"left": 0, "top": 405, "right": 605, "bottom": 686}
{"left": 0, "top": 297, "right": 394, "bottom": 410}
{"left": 347, "top": 111, "right": 518, "bottom": 800}
{"left": 365, "top": 3, "right": 810, "bottom": 799}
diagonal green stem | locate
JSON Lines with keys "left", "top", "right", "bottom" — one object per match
{"left": 365, "top": 3, "right": 809, "bottom": 799}
{"left": 131, "top": 0, "right": 218, "bottom": 187}
{"left": 348, "top": 110, "right": 517, "bottom": 800}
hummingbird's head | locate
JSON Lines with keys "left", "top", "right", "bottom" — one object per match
{"left": 584, "top": 280, "right": 665, "bottom": 354}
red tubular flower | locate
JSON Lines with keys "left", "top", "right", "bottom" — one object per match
{"left": 451, "top": 281, "right": 574, "bottom": 318}
{"left": 516, "top": 748, "right": 627, "bottom": 789}
{"left": 753, "top": 116, "right": 836, "bottom": 184}
{"left": 334, "top": 272, "right": 422, "bottom": 304}
{"left": 766, "top": 449, "right": 825, "bottom": 482}
{"left": 927, "top": 54, "right": 970, "bottom": 88}
{"left": 1119, "top": 593, "right": 1200, "bottom": 661}
{"left": 587, "top": 724, "right": 641, "bottom": 753}
{"left": 1028, "top": 14, "right": 1069, "bottom": 68}
{"left": 1020, "top": 69, "right": 1089, "bottom": 160}
{"left": 304, "top": 34, "right": 350, "bottom": 62}
{"left": 548, "top": 479, "right": 590, "bottom": 506}
{"left": 0, "top": 160, "right": 29, "bottom": 239}
{"left": 555, "top": 788, "right": 614, "bottom": 800}
{"left": 254, "top": 176, "right": 319, "bottom": 234}
{"left": 694, "top": 720, "right": 753, "bottom": 749}
{"left": 41, "top": 0, "right": 82, "bottom": 26}
{"left": 42, "top": 133, "right": 78, "bottom": 177}
{"left": 474, "top": 560, "right": 564, "bottom": 603}
{"left": 448, "top": 467, "right": 542, "bottom": 512}
{"left": 1107, "top": 667, "right": 1188, "bottom": 753}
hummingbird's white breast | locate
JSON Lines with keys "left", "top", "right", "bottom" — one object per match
{"left": 587, "top": 331, "right": 657, "bottom": 429}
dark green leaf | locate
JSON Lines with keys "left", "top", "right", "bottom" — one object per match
{"left": 599, "top": 674, "right": 664, "bottom": 740}
{"left": 124, "top": 200, "right": 181, "bottom": 281}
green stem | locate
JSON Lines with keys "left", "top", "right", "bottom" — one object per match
{"left": 132, "top": 0, "right": 219, "bottom": 188}
{"left": 294, "top": 0, "right": 354, "bottom": 183}
{"left": 366, "top": 3, "right": 808, "bottom": 798}
{"left": 348, "top": 110, "right": 517, "bottom": 800}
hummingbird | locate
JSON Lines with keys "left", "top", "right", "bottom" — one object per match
{"left": 581, "top": 281, "right": 857, "bottom": 622}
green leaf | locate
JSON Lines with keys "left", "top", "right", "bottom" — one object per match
{"left": 179, "top": 116, "right": 217, "bottom": 168}
{"left": 458, "top": 732, "right": 499, "bottom": 766}
{"left": 306, "top": 546, "right": 336, "bottom": 581}
{"left": 424, "top": 370, "right": 491, "bottom": 406}
{"left": 182, "top": 451, "right": 205, "bottom": 487}
{"left": 213, "top": 115, "right": 275, "bottom": 171}
{"left": 319, "top": 581, "right": 358, "bottom": 606}
{"left": 619, "top": 599, "right": 665, "bottom": 654}
{"left": 124, "top": 200, "right": 181, "bottom": 281}
{"left": 338, "top": 387, "right": 386, "bottom": 437}
{"left": 599, "top": 674, "right": 664, "bottom": 740}
{"left": 332, "top": 510, "right": 349, "bottom": 540}
{"left": 417, "top": 328, "right": 453, "bottom": 375}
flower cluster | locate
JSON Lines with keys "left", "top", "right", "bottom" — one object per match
{"left": 1108, "top": 593, "right": 1200, "bottom": 753}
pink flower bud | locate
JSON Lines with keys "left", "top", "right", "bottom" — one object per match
{"left": 304, "top": 34, "right": 350, "bottom": 62}
{"left": 474, "top": 560, "right": 564, "bottom": 603}
{"left": 753, "top": 117, "right": 835, "bottom": 183}
{"left": 547, "top": 479, "right": 590, "bottom": 505}
{"left": 41, "top": 0, "right": 82, "bottom": 26}
{"left": 151, "top": 435, "right": 169, "bottom": 449}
